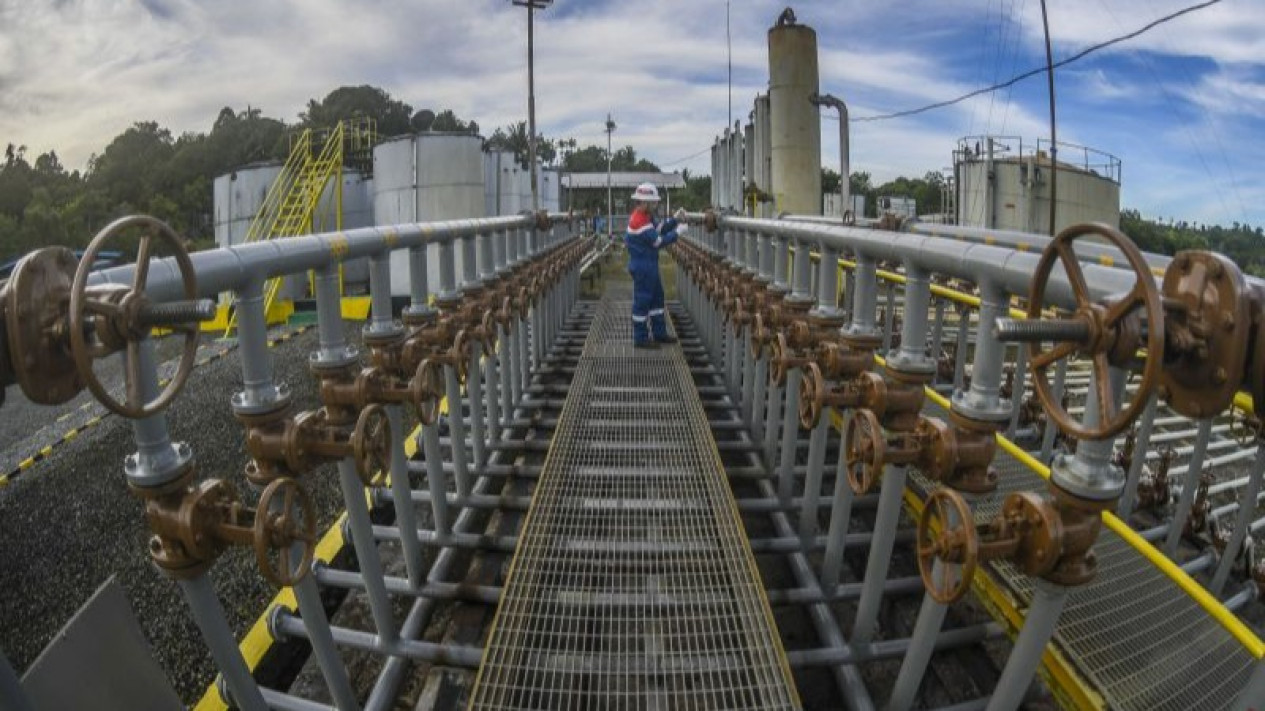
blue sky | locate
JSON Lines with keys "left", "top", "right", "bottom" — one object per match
{"left": 1, "top": 0, "right": 1261, "bottom": 227}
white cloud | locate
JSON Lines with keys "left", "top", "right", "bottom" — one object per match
{"left": 0, "top": 0, "right": 1261, "bottom": 225}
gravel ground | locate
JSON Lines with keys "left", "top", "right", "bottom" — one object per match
{"left": 0, "top": 323, "right": 357, "bottom": 704}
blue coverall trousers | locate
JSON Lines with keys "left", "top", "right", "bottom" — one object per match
{"left": 630, "top": 260, "right": 669, "bottom": 344}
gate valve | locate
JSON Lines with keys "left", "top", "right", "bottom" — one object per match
{"left": 917, "top": 488, "right": 1063, "bottom": 603}
{"left": 911, "top": 416, "right": 999, "bottom": 494}
{"left": 145, "top": 476, "right": 316, "bottom": 587}
{"left": 844, "top": 408, "right": 918, "bottom": 494}
{"left": 1, "top": 217, "right": 213, "bottom": 416}
{"left": 244, "top": 404, "right": 392, "bottom": 485}
{"left": 797, "top": 362, "right": 885, "bottom": 429}
{"left": 994, "top": 223, "right": 1164, "bottom": 440}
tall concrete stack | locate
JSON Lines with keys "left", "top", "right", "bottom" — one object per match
{"left": 767, "top": 9, "right": 822, "bottom": 216}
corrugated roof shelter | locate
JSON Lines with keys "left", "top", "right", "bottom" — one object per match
{"left": 561, "top": 172, "right": 686, "bottom": 190}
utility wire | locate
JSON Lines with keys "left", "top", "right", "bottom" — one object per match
{"left": 661, "top": 145, "right": 713, "bottom": 168}
{"left": 845, "top": 0, "right": 1222, "bottom": 123}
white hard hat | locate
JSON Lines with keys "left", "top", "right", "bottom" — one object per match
{"left": 630, "top": 182, "right": 661, "bottom": 203}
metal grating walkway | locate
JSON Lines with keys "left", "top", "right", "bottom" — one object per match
{"left": 469, "top": 297, "right": 801, "bottom": 710}
{"left": 911, "top": 400, "right": 1258, "bottom": 711}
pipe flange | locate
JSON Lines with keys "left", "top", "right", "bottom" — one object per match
{"left": 363, "top": 321, "right": 406, "bottom": 344}
{"left": 1049, "top": 451, "right": 1125, "bottom": 502}
{"left": 883, "top": 350, "right": 937, "bottom": 378}
{"left": 949, "top": 388, "right": 1013, "bottom": 425}
{"left": 124, "top": 444, "right": 196, "bottom": 497}
{"left": 402, "top": 305, "right": 438, "bottom": 326}
{"left": 308, "top": 345, "right": 361, "bottom": 371}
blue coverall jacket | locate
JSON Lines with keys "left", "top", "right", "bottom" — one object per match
{"left": 624, "top": 210, "right": 680, "bottom": 343}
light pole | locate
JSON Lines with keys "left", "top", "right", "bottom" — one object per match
{"left": 605, "top": 113, "right": 616, "bottom": 241}
{"left": 512, "top": 0, "right": 552, "bottom": 212}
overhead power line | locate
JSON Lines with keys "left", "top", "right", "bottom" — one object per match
{"left": 844, "top": 0, "right": 1222, "bottom": 123}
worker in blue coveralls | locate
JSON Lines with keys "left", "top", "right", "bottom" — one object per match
{"left": 625, "top": 182, "right": 685, "bottom": 349}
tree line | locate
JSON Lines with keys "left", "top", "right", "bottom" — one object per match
{"left": 1, "top": 83, "right": 1257, "bottom": 270}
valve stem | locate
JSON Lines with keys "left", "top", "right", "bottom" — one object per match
{"left": 139, "top": 299, "right": 217, "bottom": 327}
{"left": 993, "top": 317, "right": 1090, "bottom": 343}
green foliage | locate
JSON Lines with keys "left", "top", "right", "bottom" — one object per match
{"left": 301, "top": 85, "right": 413, "bottom": 136}
{"left": 486, "top": 121, "right": 557, "bottom": 169}
{"left": 1119, "top": 208, "right": 1265, "bottom": 276}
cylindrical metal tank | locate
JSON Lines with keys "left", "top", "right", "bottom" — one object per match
{"left": 213, "top": 162, "right": 283, "bottom": 250}
{"left": 768, "top": 11, "right": 822, "bottom": 215}
{"left": 956, "top": 138, "right": 1121, "bottom": 235}
{"left": 373, "top": 132, "right": 486, "bottom": 296}
{"left": 314, "top": 169, "right": 374, "bottom": 291}
{"left": 541, "top": 169, "right": 560, "bottom": 212}
{"left": 484, "top": 150, "right": 519, "bottom": 216}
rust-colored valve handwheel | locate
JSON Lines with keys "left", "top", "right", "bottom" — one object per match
{"left": 497, "top": 296, "right": 515, "bottom": 329}
{"left": 917, "top": 488, "right": 979, "bottom": 604}
{"left": 1026, "top": 223, "right": 1164, "bottom": 441}
{"left": 845, "top": 408, "right": 886, "bottom": 495}
{"left": 253, "top": 477, "right": 317, "bottom": 588}
{"left": 481, "top": 309, "right": 500, "bottom": 352}
{"left": 411, "top": 358, "right": 444, "bottom": 426}
{"left": 798, "top": 362, "right": 826, "bottom": 429}
{"left": 450, "top": 329, "right": 471, "bottom": 384}
{"left": 516, "top": 286, "right": 531, "bottom": 319}
{"left": 351, "top": 404, "right": 392, "bottom": 486}
{"left": 69, "top": 215, "right": 200, "bottom": 418}
{"left": 770, "top": 333, "right": 797, "bottom": 386}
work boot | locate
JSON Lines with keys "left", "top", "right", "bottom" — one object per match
{"left": 655, "top": 335, "right": 678, "bottom": 345}
{"left": 633, "top": 341, "right": 659, "bottom": 350}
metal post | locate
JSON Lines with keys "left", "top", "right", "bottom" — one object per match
{"left": 1210, "top": 445, "right": 1265, "bottom": 594}
{"left": 881, "top": 281, "right": 896, "bottom": 354}
{"left": 886, "top": 562, "right": 952, "bottom": 711}
{"left": 986, "top": 581, "right": 1068, "bottom": 711}
{"left": 291, "top": 576, "right": 360, "bottom": 710}
{"left": 777, "top": 368, "right": 803, "bottom": 503}
{"left": 1164, "top": 418, "right": 1213, "bottom": 555}
{"left": 930, "top": 299, "right": 945, "bottom": 384}
{"left": 851, "top": 467, "right": 909, "bottom": 647}
{"left": 953, "top": 305, "right": 970, "bottom": 392}
{"left": 1006, "top": 345, "right": 1028, "bottom": 439}
{"left": 337, "top": 458, "right": 400, "bottom": 645}
{"left": 1117, "top": 394, "right": 1158, "bottom": 518}
{"left": 1040, "top": 359, "right": 1067, "bottom": 462}
{"left": 821, "top": 432, "right": 857, "bottom": 590}
{"left": 180, "top": 576, "right": 268, "bottom": 711}
{"left": 799, "top": 415, "right": 831, "bottom": 541}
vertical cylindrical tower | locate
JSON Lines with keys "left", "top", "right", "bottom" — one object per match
{"left": 768, "top": 9, "right": 821, "bottom": 215}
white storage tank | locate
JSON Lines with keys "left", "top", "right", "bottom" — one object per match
{"left": 373, "top": 132, "right": 486, "bottom": 296}
{"left": 956, "top": 136, "right": 1121, "bottom": 235}
{"left": 484, "top": 150, "right": 521, "bottom": 217}
{"left": 213, "top": 162, "right": 283, "bottom": 250}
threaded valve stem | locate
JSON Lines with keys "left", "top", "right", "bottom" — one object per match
{"left": 993, "top": 317, "right": 1090, "bottom": 343}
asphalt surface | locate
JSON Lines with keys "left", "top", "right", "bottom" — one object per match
{"left": 0, "top": 324, "right": 352, "bottom": 703}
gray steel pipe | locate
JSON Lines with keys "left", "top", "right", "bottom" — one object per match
{"left": 86, "top": 215, "right": 570, "bottom": 302}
